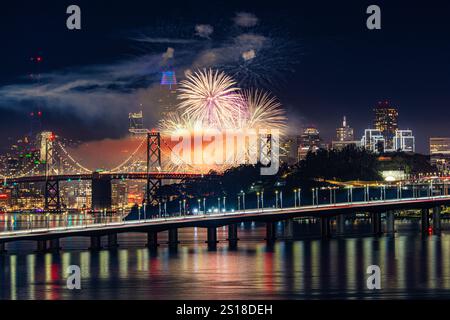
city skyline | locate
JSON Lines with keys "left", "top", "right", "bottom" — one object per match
{"left": 3, "top": 1, "right": 450, "bottom": 304}
{"left": 1, "top": 1, "right": 450, "bottom": 153}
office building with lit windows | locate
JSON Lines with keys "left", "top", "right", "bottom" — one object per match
{"left": 361, "top": 129, "right": 385, "bottom": 153}
{"left": 297, "top": 127, "right": 322, "bottom": 160}
{"left": 374, "top": 101, "right": 398, "bottom": 149}
{"left": 393, "top": 130, "right": 415, "bottom": 153}
{"left": 430, "top": 137, "right": 450, "bottom": 172}
{"left": 332, "top": 116, "right": 360, "bottom": 150}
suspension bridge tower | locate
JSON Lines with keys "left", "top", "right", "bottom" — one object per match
{"left": 40, "top": 132, "right": 61, "bottom": 211}
{"left": 146, "top": 131, "right": 162, "bottom": 206}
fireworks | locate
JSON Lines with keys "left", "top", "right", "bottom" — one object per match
{"left": 177, "top": 69, "right": 243, "bottom": 129}
{"left": 159, "top": 111, "right": 196, "bottom": 135}
{"left": 158, "top": 68, "right": 286, "bottom": 173}
{"left": 242, "top": 89, "right": 286, "bottom": 132}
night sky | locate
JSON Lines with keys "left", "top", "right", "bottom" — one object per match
{"left": 1, "top": 0, "right": 450, "bottom": 153}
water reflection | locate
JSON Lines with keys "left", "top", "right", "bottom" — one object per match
{"left": 0, "top": 212, "right": 124, "bottom": 232}
{"left": 1, "top": 220, "right": 450, "bottom": 299}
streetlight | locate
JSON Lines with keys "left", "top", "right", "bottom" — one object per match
{"left": 280, "top": 190, "right": 283, "bottom": 208}
{"left": 298, "top": 188, "right": 301, "bottom": 207}
{"left": 217, "top": 197, "right": 221, "bottom": 212}
{"left": 183, "top": 199, "right": 186, "bottom": 216}
{"left": 261, "top": 190, "right": 264, "bottom": 210}
{"left": 311, "top": 188, "right": 315, "bottom": 206}
{"left": 223, "top": 196, "right": 226, "bottom": 212}
{"left": 143, "top": 203, "right": 147, "bottom": 220}
{"left": 294, "top": 189, "right": 297, "bottom": 208}
{"left": 364, "top": 185, "right": 369, "bottom": 202}
{"left": 241, "top": 190, "right": 246, "bottom": 212}
{"left": 328, "top": 187, "right": 333, "bottom": 204}
{"left": 164, "top": 201, "right": 167, "bottom": 217}
{"left": 138, "top": 204, "right": 142, "bottom": 221}
{"left": 430, "top": 180, "right": 434, "bottom": 197}
{"left": 350, "top": 186, "right": 353, "bottom": 203}
{"left": 257, "top": 192, "right": 260, "bottom": 209}
{"left": 203, "top": 198, "right": 206, "bottom": 214}
{"left": 275, "top": 190, "right": 279, "bottom": 208}
{"left": 179, "top": 200, "right": 182, "bottom": 216}
{"left": 197, "top": 198, "right": 201, "bottom": 215}
{"left": 237, "top": 195, "right": 241, "bottom": 211}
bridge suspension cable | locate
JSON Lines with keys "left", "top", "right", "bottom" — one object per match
{"left": 159, "top": 136, "right": 201, "bottom": 173}
{"left": 109, "top": 136, "right": 147, "bottom": 173}
{"left": 55, "top": 141, "right": 92, "bottom": 173}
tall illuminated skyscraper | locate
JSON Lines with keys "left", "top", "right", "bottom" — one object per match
{"left": 374, "top": 101, "right": 398, "bottom": 149}
{"left": 297, "top": 127, "right": 322, "bottom": 160}
{"left": 332, "top": 116, "right": 360, "bottom": 150}
{"left": 159, "top": 70, "right": 178, "bottom": 118}
{"left": 336, "top": 116, "right": 354, "bottom": 141}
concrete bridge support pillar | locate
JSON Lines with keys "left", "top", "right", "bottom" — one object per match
{"left": 265, "top": 222, "right": 277, "bottom": 244}
{"left": 227, "top": 224, "right": 239, "bottom": 248}
{"left": 49, "top": 238, "right": 61, "bottom": 252}
{"left": 206, "top": 227, "right": 218, "bottom": 250}
{"left": 371, "top": 212, "right": 382, "bottom": 236}
{"left": 0, "top": 243, "right": 6, "bottom": 254}
{"left": 107, "top": 234, "right": 118, "bottom": 248}
{"left": 336, "top": 215, "right": 345, "bottom": 236}
{"left": 284, "top": 219, "right": 294, "bottom": 241}
{"left": 386, "top": 211, "right": 396, "bottom": 235}
{"left": 320, "top": 217, "right": 331, "bottom": 239}
{"left": 168, "top": 229, "right": 179, "bottom": 250}
{"left": 91, "top": 174, "right": 112, "bottom": 212}
{"left": 421, "top": 208, "right": 430, "bottom": 234}
{"left": 90, "top": 236, "right": 102, "bottom": 250}
{"left": 147, "top": 232, "right": 158, "bottom": 250}
{"left": 37, "top": 240, "right": 47, "bottom": 252}
{"left": 433, "top": 206, "right": 442, "bottom": 233}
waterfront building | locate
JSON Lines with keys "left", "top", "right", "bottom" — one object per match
{"left": 430, "top": 137, "right": 450, "bottom": 172}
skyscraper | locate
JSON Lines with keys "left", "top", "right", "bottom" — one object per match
{"left": 336, "top": 116, "right": 354, "bottom": 141}
{"left": 128, "top": 111, "right": 144, "bottom": 134}
{"left": 332, "top": 116, "right": 360, "bottom": 150}
{"left": 297, "top": 127, "right": 322, "bottom": 160}
{"left": 159, "top": 70, "right": 178, "bottom": 118}
{"left": 374, "top": 101, "right": 398, "bottom": 149}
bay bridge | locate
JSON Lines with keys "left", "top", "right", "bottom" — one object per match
{"left": 2, "top": 130, "right": 450, "bottom": 253}
{"left": 1, "top": 131, "right": 211, "bottom": 211}
{"left": 0, "top": 191, "right": 450, "bottom": 253}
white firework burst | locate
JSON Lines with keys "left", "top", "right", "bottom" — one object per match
{"left": 177, "top": 68, "right": 244, "bottom": 129}
{"left": 242, "top": 89, "right": 287, "bottom": 132}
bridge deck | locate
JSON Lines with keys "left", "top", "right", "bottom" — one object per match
{"left": 5, "top": 172, "right": 211, "bottom": 184}
{"left": 1, "top": 196, "right": 450, "bottom": 243}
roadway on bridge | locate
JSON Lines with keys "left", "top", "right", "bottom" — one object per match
{"left": 1, "top": 195, "right": 450, "bottom": 243}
